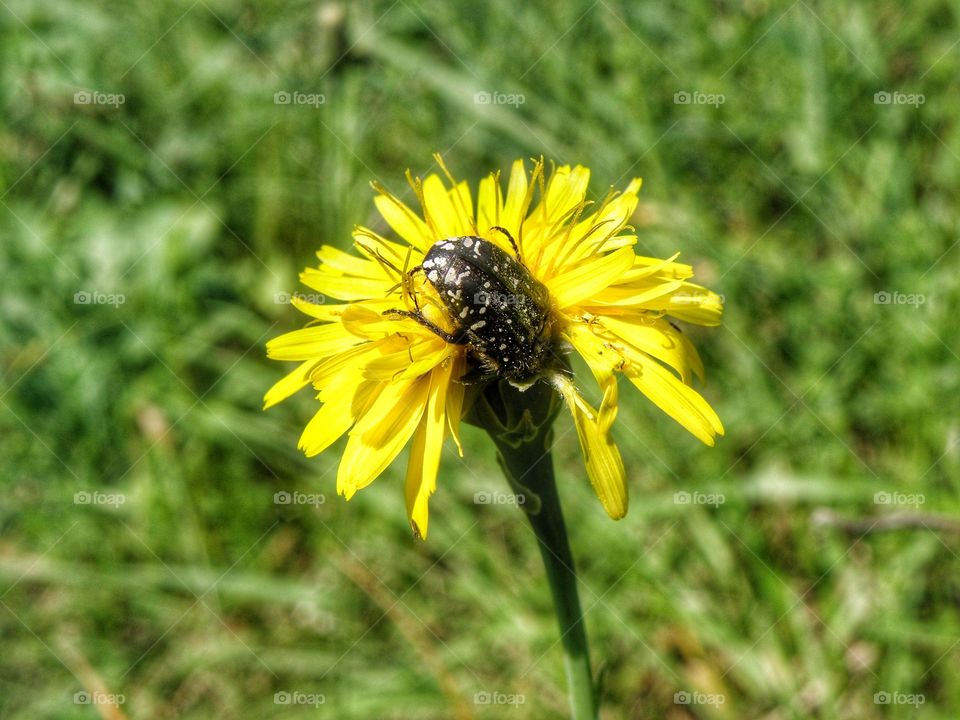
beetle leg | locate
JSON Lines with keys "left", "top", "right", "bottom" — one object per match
{"left": 382, "top": 308, "right": 467, "bottom": 345}
{"left": 385, "top": 264, "right": 422, "bottom": 299}
{"left": 396, "top": 264, "right": 424, "bottom": 307}
{"left": 406, "top": 266, "right": 425, "bottom": 312}
{"left": 458, "top": 366, "right": 497, "bottom": 385}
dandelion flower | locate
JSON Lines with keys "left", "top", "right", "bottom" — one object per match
{"left": 265, "top": 155, "right": 723, "bottom": 538}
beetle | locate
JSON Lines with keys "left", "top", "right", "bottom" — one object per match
{"left": 385, "top": 227, "right": 555, "bottom": 384}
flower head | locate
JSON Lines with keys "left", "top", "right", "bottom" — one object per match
{"left": 265, "top": 155, "right": 723, "bottom": 538}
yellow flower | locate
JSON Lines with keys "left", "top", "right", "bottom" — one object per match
{"left": 265, "top": 155, "right": 723, "bottom": 538}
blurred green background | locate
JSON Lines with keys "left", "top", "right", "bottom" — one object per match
{"left": 2, "top": 1, "right": 959, "bottom": 718}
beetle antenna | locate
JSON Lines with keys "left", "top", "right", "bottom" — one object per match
{"left": 490, "top": 226, "right": 521, "bottom": 262}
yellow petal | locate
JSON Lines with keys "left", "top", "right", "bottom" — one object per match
{"left": 353, "top": 227, "right": 425, "bottom": 272}
{"left": 266, "top": 324, "right": 360, "bottom": 361}
{"left": 340, "top": 303, "right": 432, "bottom": 340}
{"left": 337, "top": 378, "right": 430, "bottom": 498}
{"left": 618, "top": 253, "right": 690, "bottom": 283}
{"left": 595, "top": 314, "right": 696, "bottom": 383}
{"left": 588, "top": 279, "right": 684, "bottom": 307}
{"left": 563, "top": 322, "right": 622, "bottom": 385}
{"left": 529, "top": 164, "right": 590, "bottom": 228}
{"left": 298, "top": 381, "right": 379, "bottom": 456}
{"left": 445, "top": 353, "right": 466, "bottom": 456}
{"left": 449, "top": 180, "right": 476, "bottom": 234}
{"left": 501, "top": 158, "right": 531, "bottom": 235}
{"left": 595, "top": 282, "right": 723, "bottom": 325}
{"left": 622, "top": 351, "right": 723, "bottom": 445}
{"left": 405, "top": 420, "right": 430, "bottom": 537}
{"left": 476, "top": 172, "right": 503, "bottom": 233}
{"left": 363, "top": 338, "right": 452, "bottom": 381}
{"left": 263, "top": 358, "right": 320, "bottom": 409}
{"left": 553, "top": 374, "right": 627, "bottom": 519}
{"left": 665, "top": 285, "right": 724, "bottom": 326}
{"left": 546, "top": 246, "right": 636, "bottom": 308}
{"left": 404, "top": 360, "right": 454, "bottom": 539}
{"left": 676, "top": 330, "right": 706, "bottom": 382}
{"left": 315, "top": 244, "right": 383, "bottom": 278}
{"left": 311, "top": 338, "right": 395, "bottom": 396}
{"left": 550, "top": 178, "right": 642, "bottom": 269}
{"left": 291, "top": 297, "right": 347, "bottom": 322}
{"left": 433, "top": 153, "right": 477, "bottom": 236}
{"left": 422, "top": 174, "right": 463, "bottom": 238}
{"left": 299, "top": 268, "right": 393, "bottom": 301}
{"left": 373, "top": 187, "right": 435, "bottom": 250}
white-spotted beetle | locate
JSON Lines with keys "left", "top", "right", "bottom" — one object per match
{"left": 386, "top": 227, "right": 555, "bottom": 383}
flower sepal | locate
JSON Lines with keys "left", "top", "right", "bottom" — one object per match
{"left": 463, "top": 377, "right": 563, "bottom": 447}
{"left": 464, "top": 376, "right": 567, "bottom": 517}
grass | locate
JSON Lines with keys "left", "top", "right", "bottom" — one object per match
{"left": 2, "top": 0, "right": 959, "bottom": 717}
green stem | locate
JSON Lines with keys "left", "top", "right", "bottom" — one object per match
{"left": 491, "top": 429, "right": 597, "bottom": 720}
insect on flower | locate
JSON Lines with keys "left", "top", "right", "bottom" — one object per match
{"left": 265, "top": 155, "right": 724, "bottom": 538}
{"left": 384, "top": 228, "right": 557, "bottom": 386}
